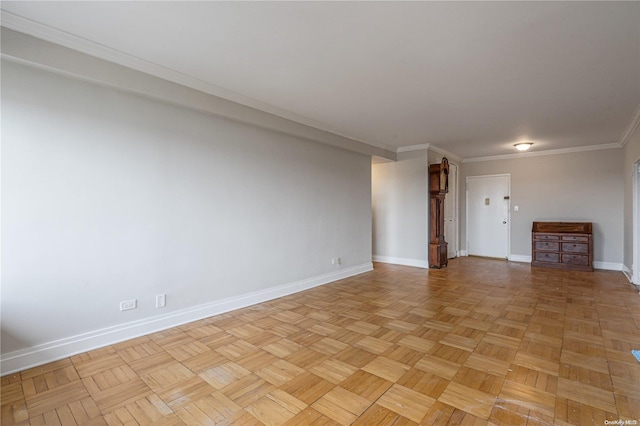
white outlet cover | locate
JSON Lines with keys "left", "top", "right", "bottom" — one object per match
{"left": 120, "top": 299, "right": 137, "bottom": 311}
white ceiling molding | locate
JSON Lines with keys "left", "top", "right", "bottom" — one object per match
{"left": 462, "top": 143, "right": 622, "bottom": 163}
{"left": 0, "top": 12, "right": 266, "bottom": 108}
{"left": 397, "top": 143, "right": 430, "bottom": 153}
{"left": 618, "top": 104, "right": 640, "bottom": 147}
{"left": 1, "top": 27, "right": 396, "bottom": 161}
{"left": 427, "top": 145, "right": 463, "bottom": 163}
{"left": 0, "top": 11, "right": 397, "bottom": 155}
{"left": 396, "top": 144, "right": 462, "bottom": 163}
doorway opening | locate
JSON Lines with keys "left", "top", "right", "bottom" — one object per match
{"left": 634, "top": 160, "right": 640, "bottom": 284}
{"left": 444, "top": 163, "right": 458, "bottom": 259}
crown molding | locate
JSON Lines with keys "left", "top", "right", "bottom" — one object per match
{"left": 396, "top": 143, "right": 430, "bottom": 153}
{"left": 462, "top": 143, "right": 622, "bottom": 163}
{"left": 0, "top": 12, "right": 396, "bottom": 155}
{"left": 427, "top": 144, "right": 463, "bottom": 163}
{"left": 395, "top": 144, "right": 463, "bottom": 163}
{"left": 398, "top": 135, "right": 628, "bottom": 163}
{"left": 619, "top": 103, "right": 640, "bottom": 147}
{"left": 1, "top": 28, "right": 396, "bottom": 161}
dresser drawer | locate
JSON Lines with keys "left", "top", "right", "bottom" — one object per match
{"left": 562, "top": 236, "right": 589, "bottom": 242}
{"left": 562, "top": 254, "right": 589, "bottom": 266}
{"left": 535, "top": 241, "right": 559, "bottom": 251}
{"left": 535, "top": 234, "right": 559, "bottom": 241}
{"left": 562, "top": 243, "right": 588, "bottom": 253}
{"left": 535, "top": 252, "right": 559, "bottom": 263}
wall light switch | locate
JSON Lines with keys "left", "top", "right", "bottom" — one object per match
{"left": 156, "top": 294, "right": 166, "bottom": 309}
{"left": 514, "top": 205, "right": 519, "bottom": 212}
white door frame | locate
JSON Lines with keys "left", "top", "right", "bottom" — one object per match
{"left": 465, "top": 173, "right": 511, "bottom": 258}
{"left": 633, "top": 159, "right": 640, "bottom": 284}
{"left": 444, "top": 163, "right": 459, "bottom": 258}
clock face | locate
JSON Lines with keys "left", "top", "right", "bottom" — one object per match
{"left": 440, "top": 158, "right": 449, "bottom": 193}
{"left": 429, "top": 158, "right": 450, "bottom": 194}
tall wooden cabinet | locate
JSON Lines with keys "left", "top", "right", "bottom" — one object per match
{"left": 429, "top": 158, "right": 449, "bottom": 268}
{"left": 531, "top": 222, "right": 593, "bottom": 271}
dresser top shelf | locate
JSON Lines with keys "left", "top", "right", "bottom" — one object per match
{"left": 532, "top": 222, "right": 592, "bottom": 234}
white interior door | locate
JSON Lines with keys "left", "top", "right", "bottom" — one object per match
{"left": 444, "top": 164, "right": 457, "bottom": 259}
{"left": 466, "top": 175, "right": 510, "bottom": 258}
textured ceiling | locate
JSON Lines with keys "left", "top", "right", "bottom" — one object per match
{"left": 2, "top": 1, "right": 639, "bottom": 159}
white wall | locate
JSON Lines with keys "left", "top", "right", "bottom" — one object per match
{"left": 371, "top": 151, "right": 429, "bottom": 267}
{"left": 1, "top": 59, "right": 373, "bottom": 372}
{"left": 623, "top": 117, "right": 640, "bottom": 279}
{"left": 371, "top": 148, "right": 461, "bottom": 268}
{"left": 460, "top": 148, "right": 624, "bottom": 268}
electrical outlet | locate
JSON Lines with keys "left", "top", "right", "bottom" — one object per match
{"left": 120, "top": 299, "right": 137, "bottom": 311}
{"left": 156, "top": 294, "right": 166, "bottom": 308}
{"left": 332, "top": 257, "right": 342, "bottom": 265}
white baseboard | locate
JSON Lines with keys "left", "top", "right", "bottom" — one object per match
{"left": 593, "top": 261, "right": 623, "bottom": 271}
{"left": 622, "top": 264, "right": 633, "bottom": 283}
{"left": 508, "top": 254, "right": 531, "bottom": 263}
{"left": 505, "top": 255, "right": 623, "bottom": 272}
{"left": 460, "top": 253, "right": 624, "bottom": 273}
{"left": 0, "top": 262, "right": 373, "bottom": 375}
{"left": 372, "top": 255, "right": 428, "bottom": 269}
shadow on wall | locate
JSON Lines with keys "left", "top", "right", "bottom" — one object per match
{"left": 592, "top": 222, "right": 603, "bottom": 261}
{"left": 1, "top": 328, "right": 29, "bottom": 355}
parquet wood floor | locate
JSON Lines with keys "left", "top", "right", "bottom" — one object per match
{"left": 3, "top": 257, "right": 640, "bottom": 425}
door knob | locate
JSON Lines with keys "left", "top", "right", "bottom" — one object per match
{"left": 502, "top": 220, "right": 507, "bottom": 224}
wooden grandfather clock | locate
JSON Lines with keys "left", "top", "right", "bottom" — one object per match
{"left": 429, "top": 158, "right": 449, "bottom": 268}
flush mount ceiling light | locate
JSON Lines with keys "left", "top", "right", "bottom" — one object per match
{"left": 514, "top": 142, "right": 533, "bottom": 151}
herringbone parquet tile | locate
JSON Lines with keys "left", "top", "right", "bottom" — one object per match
{"left": 2, "top": 258, "right": 640, "bottom": 425}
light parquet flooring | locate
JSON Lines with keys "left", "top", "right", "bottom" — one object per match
{"left": 3, "top": 257, "right": 640, "bottom": 425}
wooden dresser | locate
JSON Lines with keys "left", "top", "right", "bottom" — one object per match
{"left": 531, "top": 222, "right": 593, "bottom": 271}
